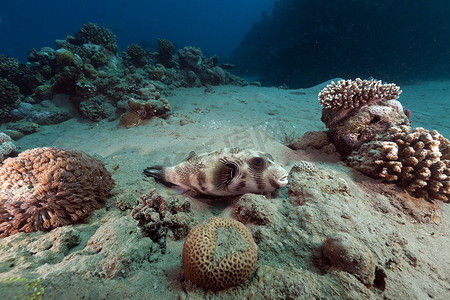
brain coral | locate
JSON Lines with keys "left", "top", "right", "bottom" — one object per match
{"left": 319, "top": 78, "right": 401, "bottom": 111}
{"left": 0, "top": 147, "right": 115, "bottom": 237}
{"left": 182, "top": 216, "right": 257, "bottom": 291}
{"left": 348, "top": 126, "right": 450, "bottom": 202}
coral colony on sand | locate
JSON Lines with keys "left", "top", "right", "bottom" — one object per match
{"left": 182, "top": 217, "right": 258, "bottom": 291}
{"left": 0, "top": 147, "right": 114, "bottom": 237}
{"left": 318, "top": 78, "right": 449, "bottom": 202}
{"left": 0, "top": 22, "right": 245, "bottom": 133}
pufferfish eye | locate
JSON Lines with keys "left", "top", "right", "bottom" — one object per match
{"left": 249, "top": 157, "right": 267, "bottom": 171}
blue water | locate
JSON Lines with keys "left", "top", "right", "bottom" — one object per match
{"left": 0, "top": 0, "right": 275, "bottom": 62}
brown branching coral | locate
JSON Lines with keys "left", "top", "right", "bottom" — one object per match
{"left": 319, "top": 78, "right": 401, "bottom": 111}
{"left": 131, "top": 189, "right": 193, "bottom": 251}
{"left": 348, "top": 126, "right": 450, "bottom": 202}
{"left": 0, "top": 147, "right": 115, "bottom": 237}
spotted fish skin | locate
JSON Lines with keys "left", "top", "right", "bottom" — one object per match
{"left": 144, "top": 147, "right": 289, "bottom": 196}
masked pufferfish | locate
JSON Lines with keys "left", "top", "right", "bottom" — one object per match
{"left": 143, "top": 147, "right": 289, "bottom": 196}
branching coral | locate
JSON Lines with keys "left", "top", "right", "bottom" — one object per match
{"left": 0, "top": 147, "right": 115, "bottom": 237}
{"left": 319, "top": 78, "right": 401, "bottom": 111}
{"left": 131, "top": 189, "right": 193, "bottom": 251}
{"left": 348, "top": 126, "right": 450, "bottom": 202}
{"left": 319, "top": 78, "right": 409, "bottom": 155}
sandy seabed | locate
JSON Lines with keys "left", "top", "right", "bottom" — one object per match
{"left": 0, "top": 80, "right": 449, "bottom": 299}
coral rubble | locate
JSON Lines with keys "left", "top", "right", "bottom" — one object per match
{"left": 0, "top": 147, "right": 115, "bottom": 237}
{"left": 131, "top": 189, "right": 193, "bottom": 250}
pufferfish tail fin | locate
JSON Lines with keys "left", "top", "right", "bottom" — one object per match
{"left": 143, "top": 166, "right": 174, "bottom": 187}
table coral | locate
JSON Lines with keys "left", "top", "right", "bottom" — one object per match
{"left": 182, "top": 216, "right": 257, "bottom": 291}
{"left": 0, "top": 147, "right": 115, "bottom": 237}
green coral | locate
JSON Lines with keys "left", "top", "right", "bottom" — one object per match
{"left": 0, "top": 276, "right": 44, "bottom": 300}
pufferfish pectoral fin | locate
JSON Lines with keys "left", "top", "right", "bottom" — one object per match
{"left": 184, "top": 151, "right": 197, "bottom": 162}
{"left": 143, "top": 165, "right": 175, "bottom": 187}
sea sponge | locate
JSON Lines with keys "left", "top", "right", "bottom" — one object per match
{"left": 348, "top": 126, "right": 450, "bottom": 202}
{"left": 319, "top": 78, "right": 401, "bottom": 111}
{"left": 0, "top": 132, "right": 17, "bottom": 162}
{"left": 182, "top": 217, "right": 258, "bottom": 291}
{"left": 0, "top": 147, "right": 115, "bottom": 237}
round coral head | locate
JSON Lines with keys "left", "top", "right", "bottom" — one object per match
{"left": 182, "top": 216, "right": 257, "bottom": 291}
{"left": 0, "top": 147, "right": 114, "bottom": 237}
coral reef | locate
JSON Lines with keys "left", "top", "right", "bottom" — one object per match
{"left": 316, "top": 79, "right": 449, "bottom": 202}
{"left": 0, "top": 23, "right": 247, "bottom": 131}
{"left": 348, "top": 126, "right": 450, "bottom": 202}
{"left": 319, "top": 78, "right": 409, "bottom": 155}
{"left": 74, "top": 23, "right": 118, "bottom": 54}
{"left": 0, "top": 147, "right": 114, "bottom": 237}
{"left": 131, "top": 189, "right": 193, "bottom": 251}
{"left": 118, "top": 98, "right": 171, "bottom": 128}
{"left": 0, "top": 132, "right": 17, "bottom": 162}
{"left": 182, "top": 216, "right": 257, "bottom": 291}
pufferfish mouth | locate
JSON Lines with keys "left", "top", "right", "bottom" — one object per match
{"left": 277, "top": 174, "right": 289, "bottom": 187}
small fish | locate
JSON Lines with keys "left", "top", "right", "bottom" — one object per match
{"left": 143, "top": 147, "right": 289, "bottom": 196}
